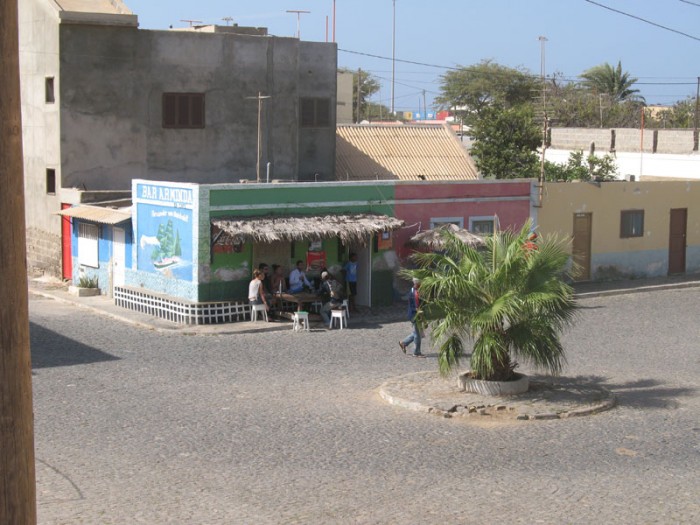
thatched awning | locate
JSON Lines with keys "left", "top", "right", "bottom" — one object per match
{"left": 212, "top": 213, "right": 404, "bottom": 245}
{"left": 406, "top": 223, "right": 485, "bottom": 250}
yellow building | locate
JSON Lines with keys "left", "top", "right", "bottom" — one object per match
{"left": 536, "top": 181, "right": 700, "bottom": 281}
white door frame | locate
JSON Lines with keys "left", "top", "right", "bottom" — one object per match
{"left": 113, "top": 227, "right": 126, "bottom": 294}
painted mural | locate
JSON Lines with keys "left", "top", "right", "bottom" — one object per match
{"left": 135, "top": 182, "right": 195, "bottom": 282}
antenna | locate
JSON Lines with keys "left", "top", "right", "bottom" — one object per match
{"left": 221, "top": 17, "right": 234, "bottom": 26}
{"left": 286, "top": 10, "right": 311, "bottom": 39}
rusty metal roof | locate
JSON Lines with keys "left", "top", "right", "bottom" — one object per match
{"left": 336, "top": 124, "right": 479, "bottom": 181}
{"left": 57, "top": 205, "right": 131, "bottom": 225}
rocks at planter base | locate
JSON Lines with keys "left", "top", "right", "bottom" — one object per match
{"left": 457, "top": 372, "right": 529, "bottom": 395}
{"left": 68, "top": 285, "right": 100, "bottom": 297}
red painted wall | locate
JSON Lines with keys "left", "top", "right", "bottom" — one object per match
{"left": 393, "top": 181, "right": 532, "bottom": 260}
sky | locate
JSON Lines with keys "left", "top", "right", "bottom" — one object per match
{"left": 124, "top": 0, "right": 700, "bottom": 113}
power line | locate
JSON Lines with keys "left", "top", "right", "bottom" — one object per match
{"left": 679, "top": 0, "right": 700, "bottom": 7}
{"left": 583, "top": 0, "right": 700, "bottom": 42}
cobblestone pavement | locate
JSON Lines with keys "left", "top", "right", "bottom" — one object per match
{"left": 29, "top": 284, "right": 700, "bottom": 524}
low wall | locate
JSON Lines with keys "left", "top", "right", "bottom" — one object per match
{"left": 550, "top": 128, "right": 698, "bottom": 154}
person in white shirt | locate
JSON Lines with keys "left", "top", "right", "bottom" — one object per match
{"left": 288, "top": 260, "right": 312, "bottom": 293}
{"left": 248, "top": 269, "right": 269, "bottom": 311}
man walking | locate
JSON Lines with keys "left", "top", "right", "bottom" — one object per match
{"left": 399, "top": 278, "right": 425, "bottom": 357}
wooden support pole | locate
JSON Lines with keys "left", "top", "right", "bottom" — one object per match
{"left": 0, "top": 0, "right": 37, "bottom": 522}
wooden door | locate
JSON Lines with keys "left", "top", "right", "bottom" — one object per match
{"left": 572, "top": 213, "right": 592, "bottom": 281}
{"left": 61, "top": 203, "right": 73, "bottom": 280}
{"left": 668, "top": 208, "right": 687, "bottom": 275}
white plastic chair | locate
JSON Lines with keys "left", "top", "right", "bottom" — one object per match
{"left": 329, "top": 309, "right": 347, "bottom": 329}
{"left": 250, "top": 303, "right": 268, "bottom": 322}
{"left": 293, "top": 311, "right": 310, "bottom": 331}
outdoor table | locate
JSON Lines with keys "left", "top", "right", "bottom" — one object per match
{"left": 275, "top": 292, "right": 321, "bottom": 312}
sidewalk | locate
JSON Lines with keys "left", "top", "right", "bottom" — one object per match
{"left": 28, "top": 272, "right": 700, "bottom": 335}
{"left": 28, "top": 275, "right": 404, "bottom": 335}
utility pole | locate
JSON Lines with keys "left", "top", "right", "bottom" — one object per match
{"left": 332, "top": 0, "right": 336, "bottom": 42}
{"left": 356, "top": 68, "right": 362, "bottom": 123}
{"left": 1, "top": 0, "right": 37, "bottom": 522}
{"left": 537, "top": 36, "right": 548, "bottom": 207}
{"left": 694, "top": 76, "right": 699, "bottom": 151}
{"left": 246, "top": 92, "right": 271, "bottom": 182}
{"left": 391, "top": 0, "right": 396, "bottom": 115}
{"left": 423, "top": 89, "right": 427, "bottom": 121}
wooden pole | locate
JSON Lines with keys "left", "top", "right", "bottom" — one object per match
{"left": 0, "top": 0, "right": 37, "bottom": 523}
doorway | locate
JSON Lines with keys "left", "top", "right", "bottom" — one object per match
{"left": 572, "top": 213, "right": 592, "bottom": 281}
{"left": 350, "top": 241, "right": 371, "bottom": 307}
{"left": 668, "top": 208, "right": 687, "bottom": 275}
{"left": 61, "top": 203, "right": 73, "bottom": 280}
{"left": 113, "top": 227, "right": 126, "bottom": 293}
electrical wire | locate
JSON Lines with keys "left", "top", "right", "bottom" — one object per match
{"left": 583, "top": 0, "right": 700, "bottom": 42}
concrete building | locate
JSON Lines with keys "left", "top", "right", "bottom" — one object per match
{"left": 19, "top": 0, "right": 338, "bottom": 277}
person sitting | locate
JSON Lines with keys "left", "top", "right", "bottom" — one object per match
{"left": 271, "top": 264, "right": 287, "bottom": 295}
{"left": 319, "top": 271, "right": 344, "bottom": 325}
{"left": 288, "top": 260, "right": 312, "bottom": 294}
{"left": 258, "top": 262, "right": 273, "bottom": 303}
{"left": 248, "top": 269, "right": 270, "bottom": 316}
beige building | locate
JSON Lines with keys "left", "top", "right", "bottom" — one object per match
{"left": 536, "top": 181, "right": 700, "bottom": 280}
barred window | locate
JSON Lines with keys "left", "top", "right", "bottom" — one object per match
{"left": 163, "top": 93, "right": 205, "bottom": 128}
{"left": 78, "top": 222, "right": 99, "bottom": 268}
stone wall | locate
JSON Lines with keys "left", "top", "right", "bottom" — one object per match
{"left": 550, "top": 128, "right": 698, "bottom": 154}
{"left": 26, "top": 226, "right": 62, "bottom": 276}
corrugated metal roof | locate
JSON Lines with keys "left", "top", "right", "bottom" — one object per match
{"left": 336, "top": 124, "right": 479, "bottom": 181}
{"left": 57, "top": 205, "right": 131, "bottom": 225}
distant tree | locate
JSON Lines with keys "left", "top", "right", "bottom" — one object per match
{"left": 436, "top": 60, "right": 538, "bottom": 126}
{"left": 470, "top": 104, "right": 541, "bottom": 179}
{"left": 580, "top": 61, "right": 643, "bottom": 103}
{"left": 339, "top": 68, "right": 381, "bottom": 122}
{"left": 544, "top": 151, "right": 619, "bottom": 182}
{"left": 645, "top": 97, "right": 696, "bottom": 129}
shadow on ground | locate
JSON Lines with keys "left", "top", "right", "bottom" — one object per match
{"left": 30, "top": 322, "right": 120, "bottom": 369}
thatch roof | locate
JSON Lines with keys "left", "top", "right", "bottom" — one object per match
{"left": 406, "top": 223, "right": 485, "bottom": 250}
{"left": 212, "top": 214, "right": 404, "bottom": 245}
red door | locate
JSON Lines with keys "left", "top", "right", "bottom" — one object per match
{"left": 61, "top": 203, "right": 73, "bottom": 280}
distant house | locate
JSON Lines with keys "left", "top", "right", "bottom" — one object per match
{"left": 19, "top": 0, "right": 337, "bottom": 278}
{"left": 537, "top": 180, "right": 700, "bottom": 281}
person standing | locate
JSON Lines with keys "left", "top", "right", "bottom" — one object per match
{"left": 343, "top": 252, "right": 359, "bottom": 313}
{"left": 399, "top": 278, "right": 425, "bottom": 357}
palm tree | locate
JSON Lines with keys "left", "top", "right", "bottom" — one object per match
{"left": 580, "top": 61, "right": 644, "bottom": 103}
{"left": 406, "top": 221, "right": 578, "bottom": 382}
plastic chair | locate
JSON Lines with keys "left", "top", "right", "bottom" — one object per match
{"left": 293, "top": 311, "right": 310, "bottom": 331}
{"left": 341, "top": 299, "right": 350, "bottom": 320}
{"left": 250, "top": 303, "right": 268, "bottom": 322}
{"left": 329, "top": 309, "right": 347, "bottom": 329}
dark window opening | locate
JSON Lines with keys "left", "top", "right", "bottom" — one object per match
{"left": 162, "top": 93, "right": 205, "bottom": 128}
{"left": 46, "top": 168, "right": 56, "bottom": 195}
{"left": 301, "top": 98, "right": 330, "bottom": 128}
{"left": 620, "top": 210, "right": 644, "bottom": 238}
{"left": 45, "top": 77, "right": 55, "bottom": 103}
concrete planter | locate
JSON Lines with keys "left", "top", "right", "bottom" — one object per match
{"left": 457, "top": 372, "right": 529, "bottom": 396}
{"left": 68, "top": 285, "right": 101, "bottom": 297}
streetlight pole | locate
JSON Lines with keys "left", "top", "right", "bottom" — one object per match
{"left": 1, "top": 0, "right": 37, "bottom": 522}
{"left": 537, "top": 35, "right": 548, "bottom": 208}
{"left": 391, "top": 0, "right": 396, "bottom": 115}
{"left": 246, "top": 92, "right": 271, "bottom": 183}
{"left": 286, "top": 10, "right": 310, "bottom": 39}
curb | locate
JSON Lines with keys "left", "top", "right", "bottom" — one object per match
{"left": 574, "top": 279, "right": 700, "bottom": 299}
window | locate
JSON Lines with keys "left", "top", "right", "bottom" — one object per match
{"left": 620, "top": 210, "right": 644, "bottom": 238}
{"left": 46, "top": 168, "right": 56, "bottom": 195}
{"left": 301, "top": 98, "right": 330, "bottom": 127}
{"left": 469, "top": 216, "right": 496, "bottom": 235}
{"left": 45, "top": 77, "right": 55, "bottom": 103}
{"left": 430, "top": 217, "right": 463, "bottom": 229}
{"left": 162, "top": 93, "right": 205, "bottom": 128}
{"left": 78, "top": 222, "right": 99, "bottom": 268}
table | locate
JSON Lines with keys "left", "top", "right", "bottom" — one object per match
{"left": 275, "top": 292, "right": 321, "bottom": 312}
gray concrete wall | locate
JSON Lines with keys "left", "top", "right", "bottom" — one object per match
{"left": 57, "top": 26, "right": 337, "bottom": 189}
{"left": 19, "top": 0, "right": 63, "bottom": 272}
{"left": 551, "top": 128, "right": 697, "bottom": 154}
